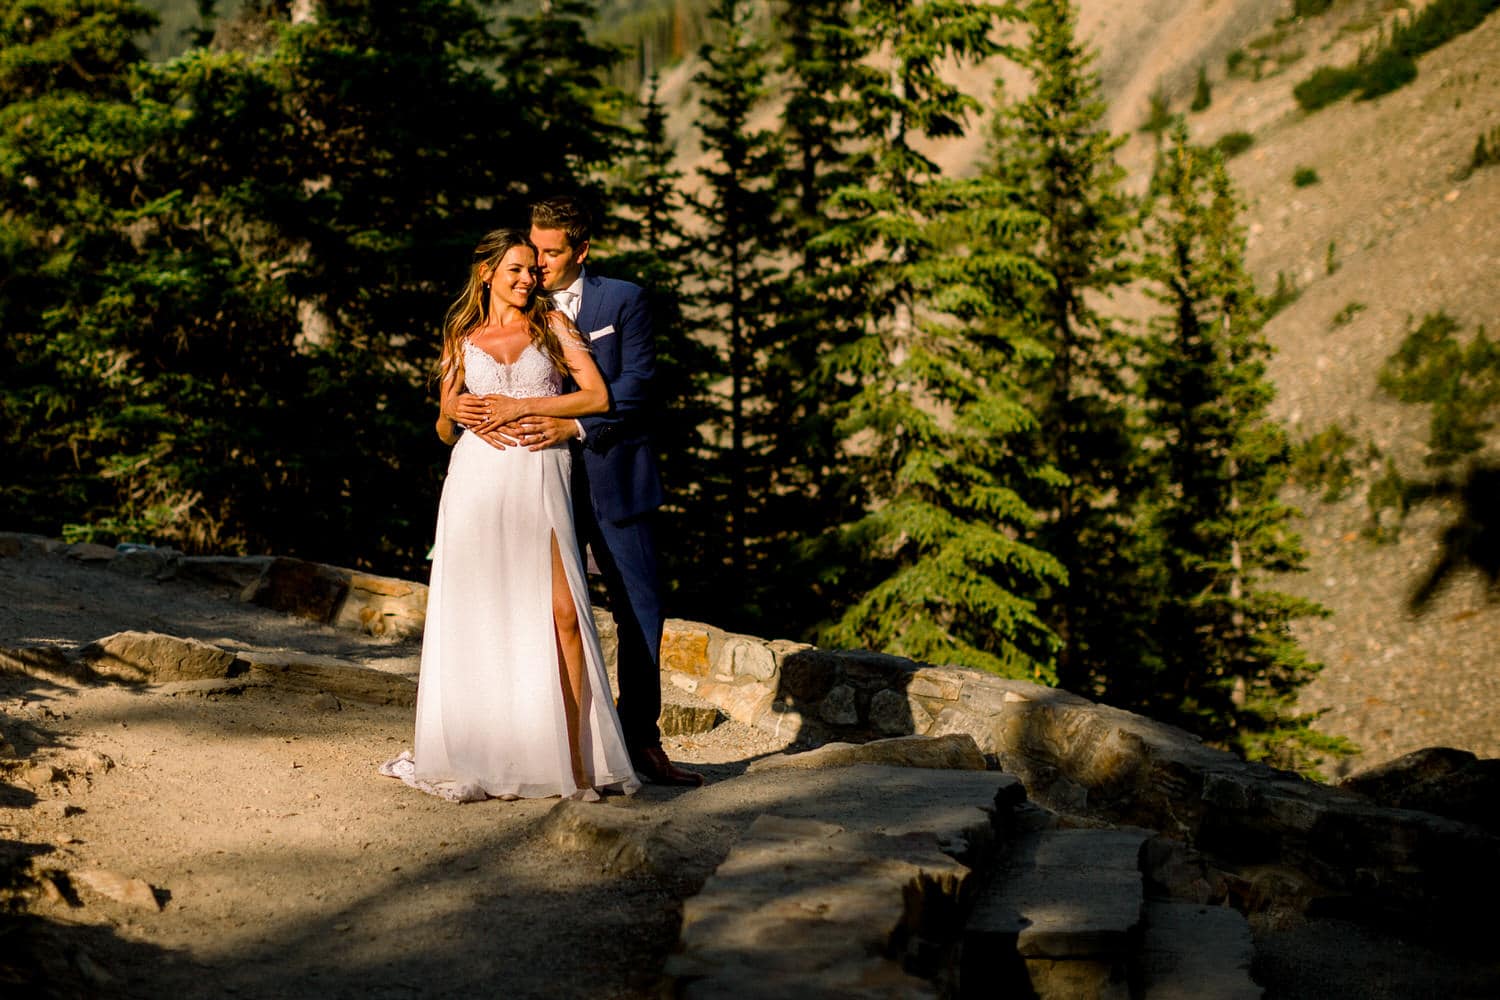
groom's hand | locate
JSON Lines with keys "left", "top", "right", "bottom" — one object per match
{"left": 504, "top": 416, "right": 579, "bottom": 451}
{"left": 474, "top": 427, "right": 517, "bottom": 451}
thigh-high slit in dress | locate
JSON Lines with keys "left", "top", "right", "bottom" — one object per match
{"left": 382, "top": 340, "right": 639, "bottom": 801}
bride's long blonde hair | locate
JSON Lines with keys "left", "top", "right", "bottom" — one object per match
{"left": 436, "top": 228, "right": 573, "bottom": 388}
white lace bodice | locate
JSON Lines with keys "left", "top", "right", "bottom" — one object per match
{"left": 463, "top": 340, "right": 563, "bottom": 398}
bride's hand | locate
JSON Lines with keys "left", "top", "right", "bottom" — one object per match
{"left": 446, "top": 393, "right": 489, "bottom": 429}
{"left": 473, "top": 394, "right": 525, "bottom": 433}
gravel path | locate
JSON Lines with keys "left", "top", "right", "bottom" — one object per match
{"left": 0, "top": 547, "right": 785, "bottom": 998}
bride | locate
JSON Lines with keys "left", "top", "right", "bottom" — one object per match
{"left": 383, "top": 228, "right": 640, "bottom": 802}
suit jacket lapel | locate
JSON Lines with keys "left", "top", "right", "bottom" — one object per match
{"left": 576, "top": 272, "right": 605, "bottom": 336}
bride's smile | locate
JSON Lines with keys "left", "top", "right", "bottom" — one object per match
{"left": 486, "top": 245, "right": 538, "bottom": 315}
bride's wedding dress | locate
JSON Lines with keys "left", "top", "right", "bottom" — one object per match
{"left": 382, "top": 339, "right": 640, "bottom": 802}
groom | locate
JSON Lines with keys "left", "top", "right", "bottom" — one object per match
{"left": 507, "top": 195, "right": 703, "bottom": 788}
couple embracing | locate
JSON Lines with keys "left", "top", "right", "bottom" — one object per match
{"left": 382, "top": 196, "right": 702, "bottom": 803}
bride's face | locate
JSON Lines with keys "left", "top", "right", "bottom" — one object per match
{"left": 488, "top": 245, "right": 538, "bottom": 310}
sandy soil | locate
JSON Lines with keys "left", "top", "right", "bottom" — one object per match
{"left": 0, "top": 549, "right": 783, "bottom": 999}
{"left": 4, "top": 550, "right": 1499, "bottom": 1000}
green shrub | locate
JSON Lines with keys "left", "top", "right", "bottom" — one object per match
{"left": 1290, "top": 424, "right": 1363, "bottom": 502}
{"left": 1265, "top": 271, "right": 1302, "bottom": 317}
{"left": 1332, "top": 301, "right": 1366, "bottom": 326}
{"left": 1274, "top": 47, "right": 1309, "bottom": 71}
{"left": 1226, "top": 48, "right": 1249, "bottom": 76}
{"left": 1295, "top": 65, "right": 1361, "bottom": 110}
{"left": 1293, "top": 0, "right": 1337, "bottom": 16}
{"left": 1325, "top": 240, "right": 1340, "bottom": 275}
{"left": 1355, "top": 47, "right": 1418, "bottom": 100}
{"left": 1213, "top": 131, "right": 1254, "bottom": 158}
{"left": 1459, "top": 125, "right": 1500, "bottom": 179}
{"left": 1364, "top": 459, "right": 1409, "bottom": 542}
{"left": 1293, "top": 165, "right": 1321, "bottom": 187}
{"left": 1379, "top": 311, "right": 1500, "bottom": 467}
{"left": 1141, "top": 87, "right": 1174, "bottom": 136}
{"left": 1191, "top": 65, "right": 1212, "bottom": 111}
{"left": 1249, "top": 27, "right": 1291, "bottom": 51}
{"left": 1295, "top": 0, "right": 1500, "bottom": 111}
{"left": 1389, "top": 0, "right": 1500, "bottom": 58}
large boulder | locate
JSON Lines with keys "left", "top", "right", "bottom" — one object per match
{"left": 76, "top": 632, "right": 247, "bottom": 684}
{"left": 1339, "top": 747, "right": 1500, "bottom": 835}
{"left": 245, "top": 558, "right": 427, "bottom": 638}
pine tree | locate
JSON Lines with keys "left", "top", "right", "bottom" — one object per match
{"left": 689, "top": 0, "right": 784, "bottom": 609}
{"left": 0, "top": 0, "right": 161, "bottom": 533}
{"left": 753, "top": 0, "right": 872, "bottom": 630}
{"left": 984, "top": 0, "right": 1153, "bottom": 697}
{"left": 777, "top": 0, "right": 868, "bottom": 272}
{"left": 814, "top": 0, "right": 1064, "bottom": 675}
{"left": 494, "top": 0, "right": 631, "bottom": 207}
{"left": 628, "top": 72, "right": 687, "bottom": 255}
{"left": 0, "top": 1, "right": 536, "bottom": 573}
{"left": 1137, "top": 126, "right": 1339, "bottom": 769}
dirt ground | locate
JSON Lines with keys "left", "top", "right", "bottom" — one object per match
{"left": 5, "top": 548, "right": 1500, "bottom": 999}
{"left": 0, "top": 549, "right": 785, "bottom": 999}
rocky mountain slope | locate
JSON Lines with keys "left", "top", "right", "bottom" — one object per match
{"left": 1103, "top": 1, "right": 1500, "bottom": 774}
{"left": 661, "top": 0, "right": 1500, "bottom": 773}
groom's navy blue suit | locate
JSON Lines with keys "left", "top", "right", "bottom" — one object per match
{"left": 568, "top": 270, "right": 665, "bottom": 753}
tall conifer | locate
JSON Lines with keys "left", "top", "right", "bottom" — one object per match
{"left": 754, "top": 0, "right": 871, "bottom": 628}
{"left": 984, "top": 0, "right": 1152, "bottom": 696}
{"left": 495, "top": 0, "right": 630, "bottom": 205}
{"left": 0, "top": 0, "right": 531, "bottom": 573}
{"left": 1138, "top": 127, "right": 1336, "bottom": 768}
{"left": 690, "top": 0, "right": 783, "bottom": 608}
{"left": 814, "top": 0, "right": 1064, "bottom": 675}
{"left": 0, "top": 0, "right": 161, "bottom": 533}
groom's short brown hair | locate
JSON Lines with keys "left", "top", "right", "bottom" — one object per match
{"left": 530, "top": 195, "right": 592, "bottom": 248}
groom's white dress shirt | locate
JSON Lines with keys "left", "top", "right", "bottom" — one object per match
{"left": 552, "top": 271, "right": 588, "bottom": 441}
{"left": 553, "top": 272, "right": 585, "bottom": 322}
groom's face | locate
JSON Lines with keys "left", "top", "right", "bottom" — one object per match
{"left": 530, "top": 226, "right": 589, "bottom": 292}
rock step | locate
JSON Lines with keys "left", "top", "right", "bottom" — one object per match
{"left": 658, "top": 685, "right": 723, "bottom": 737}
{"left": 667, "top": 815, "right": 962, "bottom": 998}
{"left": 647, "top": 765, "right": 1025, "bottom": 997}
{"left": 1138, "top": 901, "right": 1260, "bottom": 1000}
{"left": 961, "top": 828, "right": 1151, "bottom": 1000}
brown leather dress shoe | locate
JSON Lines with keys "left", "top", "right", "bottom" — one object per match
{"left": 632, "top": 746, "right": 705, "bottom": 787}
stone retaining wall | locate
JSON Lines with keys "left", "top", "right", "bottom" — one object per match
{"left": 655, "top": 617, "right": 1499, "bottom": 937}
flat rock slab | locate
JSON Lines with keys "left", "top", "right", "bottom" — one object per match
{"left": 542, "top": 765, "right": 1023, "bottom": 901}
{"left": 667, "top": 814, "right": 961, "bottom": 999}
{"left": 70, "top": 869, "right": 163, "bottom": 911}
{"left": 0, "top": 643, "right": 83, "bottom": 683}
{"left": 968, "top": 828, "right": 1151, "bottom": 959}
{"left": 746, "top": 734, "right": 988, "bottom": 774}
{"left": 670, "top": 764, "right": 1024, "bottom": 869}
{"left": 540, "top": 799, "right": 705, "bottom": 888}
{"left": 1140, "top": 901, "right": 1261, "bottom": 1000}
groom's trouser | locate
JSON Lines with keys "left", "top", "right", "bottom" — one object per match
{"left": 572, "top": 472, "right": 664, "bottom": 753}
